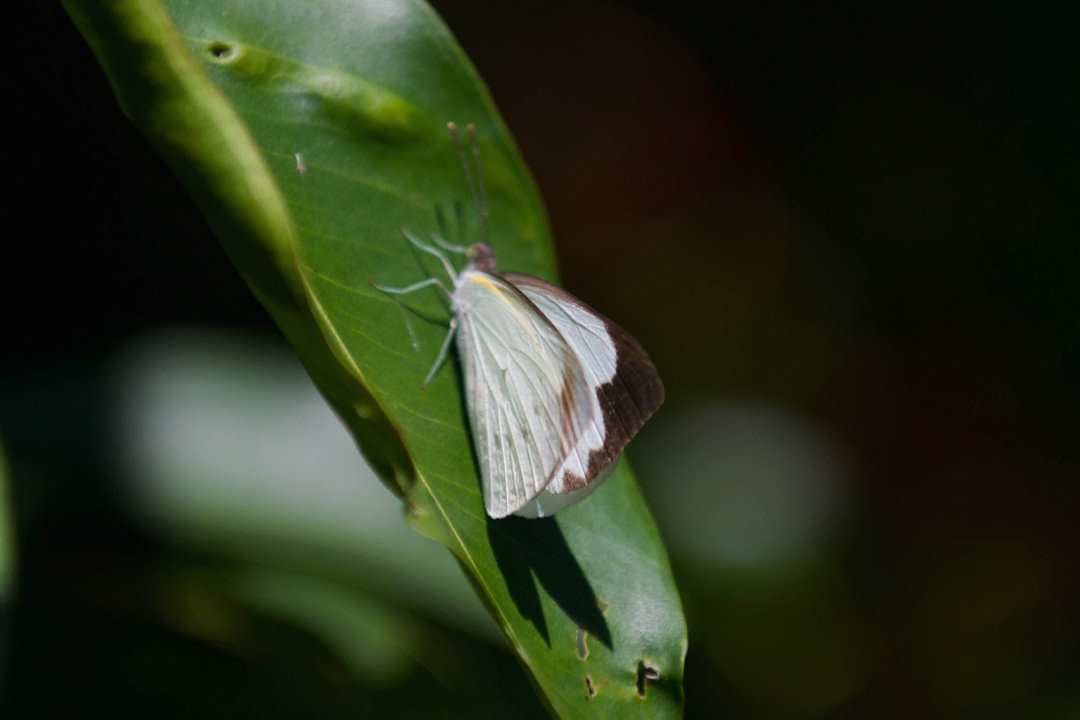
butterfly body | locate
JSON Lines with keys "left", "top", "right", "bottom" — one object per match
{"left": 447, "top": 243, "right": 663, "bottom": 518}
{"left": 375, "top": 123, "right": 661, "bottom": 519}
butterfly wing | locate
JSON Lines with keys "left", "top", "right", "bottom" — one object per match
{"left": 504, "top": 273, "right": 665, "bottom": 505}
{"left": 453, "top": 270, "right": 594, "bottom": 518}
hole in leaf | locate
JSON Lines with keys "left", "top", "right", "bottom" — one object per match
{"left": 575, "top": 627, "right": 589, "bottom": 660}
{"left": 635, "top": 660, "right": 660, "bottom": 698}
{"left": 585, "top": 675, "right": 596, "bottom": 698}
{"left": 208, "top": 41, "right": 234, "bottom": 60}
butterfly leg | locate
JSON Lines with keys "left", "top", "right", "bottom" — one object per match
{"left": 402, "top": 228, "right": 459, "bottom": 283}
{"left": 372, "top": 276, "right": 450, "bottom": 299}
{"left": 434, "top": 202, "right": 471, "bottom": 251}
{"left": 423, "top": 316, "right": 458, "bottom": 388}
{"left": 429, "top": 232, "right": 469, "bottom": 255}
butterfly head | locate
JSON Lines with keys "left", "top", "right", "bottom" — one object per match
{"left": 467, "top": 243, "right": 498, "bottom": 274}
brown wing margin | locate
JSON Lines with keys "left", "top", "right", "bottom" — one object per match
{"left": 502, "top": 272, "right": 665, "bottom": 486}
{"left": 595, "top": 318, "right": 665, "bottom": 456}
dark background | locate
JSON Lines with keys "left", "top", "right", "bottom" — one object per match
{"left": 6, "top": 2, "right": 1078, "bottom": 718}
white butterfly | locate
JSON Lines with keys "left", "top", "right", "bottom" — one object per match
{"left": 376, "top": 124, "right": 663, "bottom": 519}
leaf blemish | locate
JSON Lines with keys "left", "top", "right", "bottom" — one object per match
{"left": 575, "top": 627, "right": 589, "bottom": 660}
{"left": 635, "top": 660, "right": 660, "bottom": 698}
{"left": 404, "top": 318, "right": 419, "bottom": 350}
{"left": 207, "top": 41, "right": 234, "bottom": 60}
{"left": 584, "top": 675, "right": 596, "bottom": 698}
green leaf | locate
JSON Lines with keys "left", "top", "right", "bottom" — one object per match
{"left": 60, "top": 0, "right": 686, "bottom": 716}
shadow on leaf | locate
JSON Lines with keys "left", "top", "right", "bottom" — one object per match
{"left": 487, "top": 516, "right": 612, "bottom": 649}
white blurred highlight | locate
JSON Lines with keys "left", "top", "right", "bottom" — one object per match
{"left": 642, "top": 398, "right": 858, "bottom": 569}
{"left": 109, "top": 326, "right": 494, "bottom": 641}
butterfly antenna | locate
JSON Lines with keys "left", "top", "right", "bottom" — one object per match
{"left": 466, "top": 124, "right": 491, "bottom": 244}
{"left": 448, "top": 122, "right": 490, "bottom": 245}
